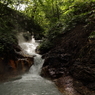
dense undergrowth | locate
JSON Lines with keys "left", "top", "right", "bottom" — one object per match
{"left": 38, "top": 0, "right": 95, "bottom": 54}
{"left": 0, "top": 3, "right": 43, "bottom": 57}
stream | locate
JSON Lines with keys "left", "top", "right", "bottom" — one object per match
{"left": 0, "top": 33, "right": 63, "bottom": 95}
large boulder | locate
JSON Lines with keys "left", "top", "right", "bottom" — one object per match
{"left": 0, "top": 44, "right": 34, "bottom": 81}
{"left": 41, "top": 53, "right": 71, "bottom": 79}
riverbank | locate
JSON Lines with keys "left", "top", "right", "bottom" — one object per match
{"left": 54, "top": 76, "right": 81, "bottom": 95}
{"left": 54, "top": 75, "right": 95, "bottom": 95}
{"left": 0, "top": 36, "right": 34, "bottom": 82}
{"left": 0, "top": 3, "right": 41, "bottom": 82}
{"left": 40, "top": 19, "right": 95, "bottom": 94}
{"left": 0, "top": 55, "right": 34, "bottom": 83}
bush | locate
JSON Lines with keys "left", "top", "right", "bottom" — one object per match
{"left": 38, "top": 1, "right": 95, "bottom": 53}
{"left": 37, "top": 39, "right": 54, "bottom": 54}
{"left": 0, "top": 32, "right": 17, "bottom": 56}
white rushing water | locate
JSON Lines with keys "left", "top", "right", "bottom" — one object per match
{"left": 0, "top": 33, "right": 63, "bottom": 95}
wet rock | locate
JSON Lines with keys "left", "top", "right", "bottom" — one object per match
{"left": 23, "top": 32, "right": 32, "bottom": 41}
{"left": 70, "top": 62, "right": 95, "bottom": 82}
{"left": 41, "top": 53, "right": 71, "bottom": 79}
{"left": 0, "top": 44, "right": 34, "bottom": 81}
{"left": 55, "top": 76, "right": 81, "bottom": 95}
{"left": 40, "top": 23, "right": 95, "bottom": 94}
{"left": 73, "top": 80, "right": 95, "bottom": 95}
{"left": 7, "top": 53, "right": 34, "bottom": 72}
{"left": 86, "top": 82, "right": 95, "bottom": 90}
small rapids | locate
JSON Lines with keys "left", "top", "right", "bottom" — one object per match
{"left": 0, "top": 33, "right": 62, "bottom": 95}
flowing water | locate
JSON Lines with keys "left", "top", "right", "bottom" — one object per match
{"left": 0, "top": 33, "right": 62, "bottom": 95}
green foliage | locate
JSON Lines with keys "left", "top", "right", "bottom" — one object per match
{"left": 37, "top": 39, "right": 54, "bottom": 53}
{"left": 90, "top": 31, "right": 95, "bottom": 35}
{"left": 0, "top": 0, "right": 31, "bottom": 10}
{"left": 0, "top": 2, "right": 43, "bottom": 57}
{"left": 62, "top": 0, "right": 95, "bottom": 25}
{"left": 0, "top": 4, "right": 17, "bottom": 56}
{"left": 1, "top": 0, "right": 95, "bottom": 54}
{"left": 22, "top": 0, "right": 62, "bottom": 32}
{"left": 21, "top": 0, "right": 95, "bottom": 36}
{"left": 46, "top": 22, "right": 63, "bottom": 39}
{"left": 89, "top": 31, "right": 95, "bottom": 38}
{"left": 37, "top": 22, "right": 63, "bottom": 53}
{"left": 38, "top": 0, "right": 95, "bottom": 53}
{"left": 0, "top": 32, "right": 17, "bottom": 55}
